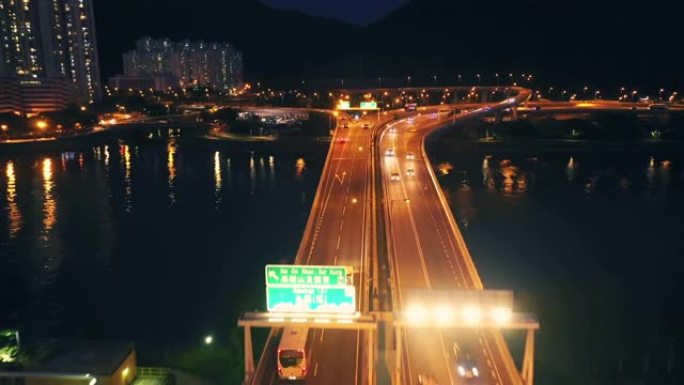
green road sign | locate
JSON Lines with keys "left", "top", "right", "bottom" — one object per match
{"left": 267, "top": 286, "right": 356, "bottom": 313}
{"left": 360, "top": 101, "right": 378, "bottom": 109}
{"left": 265, "top": 265, "right": 349, "bottom": 287}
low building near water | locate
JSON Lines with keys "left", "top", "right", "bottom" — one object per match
{"left": 0, "top": 340, "right": 137, "bottom": 385}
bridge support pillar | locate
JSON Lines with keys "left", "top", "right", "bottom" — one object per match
{"left": 243, "top": 326, "right": 254, "bottom": 383}
{"left": 521, "top": 328, "right": 535, "bottom": 385}
{"left": 367, "top": 329, "right": 375, "bottom": 385}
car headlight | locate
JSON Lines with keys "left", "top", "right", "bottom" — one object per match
{"left": 458, "top": 365, "right": 466, "bottom": 377}
{"left": 472, "top": 367, "right": 479, "bottom": 377}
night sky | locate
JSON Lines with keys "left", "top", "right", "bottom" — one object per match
{"left": 262, "top": 0, "right": 408, "bottom": 25}
{"left": 92, "top": 0, "right": 684, "bottom": 88}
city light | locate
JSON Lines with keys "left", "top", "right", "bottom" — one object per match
{"left": 462, "top": 306, "right": 482, "bottom": 324}
{"left": 491, "top": 307, "right": 513, "bottom": 325}
{"left": 35, "top": 120, "right": 48, "bottom": 130}
{"left": 405, "top": 304, "right": 427, "bottom": 324}
{"left": 204, "top": 335, "right": 214, "bottom": 345}
{"left": 433, "top": 304, "right": 455, "bottom": 325}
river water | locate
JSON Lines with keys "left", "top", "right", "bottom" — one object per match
{"left": 0, "top": 131, "right": 326, "bottom": 355}
{"left": 1, "top": 127, "right": 682, "bottom": 385}
{"left": 427, "top": 139, "right": 684, "bottom": 385}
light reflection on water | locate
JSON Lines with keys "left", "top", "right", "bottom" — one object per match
{"left": 167, "top": 141, "right": 176, "bottom": 206}
{"left": 0, "top": 136, "right": 324, "bottom": 343}
{"left": 441, "top": 152, "right": 680, "bottom": 224}
{"left": 42, "top": 158, "right": 56, "bottom": 236}
{"left": 214, "top": 151, "right": 222, "bottom": 208}
{"left": 295, "top": 157, "right": 306, "bottom": 180}
{"left": 433, "top": 147, "right": 684, "bottom": 385}
{"left": 5, "top": 161, "right": 21, "bottom": 238}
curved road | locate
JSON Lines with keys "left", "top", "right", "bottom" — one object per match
{"left": 379, "top": 90, "right": 532, "bottom": 385}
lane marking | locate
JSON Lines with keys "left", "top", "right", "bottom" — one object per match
{"left": 314, "top": 362, "right": 319, "bottom": 377}
{"left": 355, "top": 330, "right": 360, "bottom": 385}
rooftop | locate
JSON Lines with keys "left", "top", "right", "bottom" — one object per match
{"left": 1, "top": 340, "right": 134, "bottom": 376}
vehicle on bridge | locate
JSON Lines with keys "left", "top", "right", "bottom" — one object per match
{"left": 385, "top": 148, "right": 396, "bottom": 157}
{"left": 277, "top": 328, "right": 309, "bottom": 380}
{"left": 452, "top": 343, "right": 480, "bottom": 379}
{"left": 405, "top": 102, "right": 418, "bottom": 111}
{"left": 406, "top": 152, "right": 415, "bottom": 160}
{"left": 406, "top": 168, "right": 415, "bottom": 176}
{"left": 418, "top": 373, "right": 440, "bottom": 385}
{"left": 390, "top": 172, "right": 401, "bottom": 181}
{"left": 363, "top": 122, "right": 371, "bottom": 129}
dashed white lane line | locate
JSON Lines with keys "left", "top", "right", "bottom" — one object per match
{"left": 314, "top": 362, "right": 319, "bottom": 377}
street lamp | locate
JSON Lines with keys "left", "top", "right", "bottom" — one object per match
{"left": 35, "top": 120, "right": 48, "bottom": 130}
{"left": 204, "top": 335, "right": 214, "bottom": 345}
{"left": 476, "top": 74, "right": 481, "bottom": 85}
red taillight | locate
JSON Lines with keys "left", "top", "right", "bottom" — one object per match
{"left": 277, "top": 368, "right": 282, "bottom": 376}
{"left": 302, "top": 367, "right": 307, "bottom": 375}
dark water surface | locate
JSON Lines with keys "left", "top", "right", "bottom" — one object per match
{"left": 428, "top": 140, "right": 684, "bottom": 385}
{"left": 0, "top": 132, "right": 325, "bottom": 356}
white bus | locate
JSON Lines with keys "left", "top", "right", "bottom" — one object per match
{"left": 277, "top": 328, "right": 309, "bottom": 380}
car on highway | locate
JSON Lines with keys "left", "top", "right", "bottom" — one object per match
{"left": 406, "top": 152, "right": 415, "bottom": 160}
{"left": 452, "top": 344, "right": 479, "bottom": 379}
{"left": 385, "top": 148, "right": 395, "bottom": 157}
{"left": 418, "top": 373, "right": 439, "bottom": 385}
{"left": 406, "top": 168, "right": 415, "bottom": 176}
{"left": 390, "top": 172, "right": 401, "bottom": 181}
{"left": 388, "top": 126, "right": 397, "bottom": 133}
{"left": 407, "top": 117, "right": 415, "bottom": 124}
{"left": 362, "top": 123, "right": 370, "bottom": 129}
{"left": 342, "top": 122, "right": 349, "bottom": 128}
{"left": 337, "top": 137, "right": 348, "bottom": 144}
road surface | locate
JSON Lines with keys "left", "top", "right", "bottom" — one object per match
{"left": 379, "top": 91, "right": 531, "bottom": 385}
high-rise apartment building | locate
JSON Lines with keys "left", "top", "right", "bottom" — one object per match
{"left": 0, "top": 0, "right": 102, "bottom": 113}
{"left": 121, "top": 37, "right": 243, "bottom": 91}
